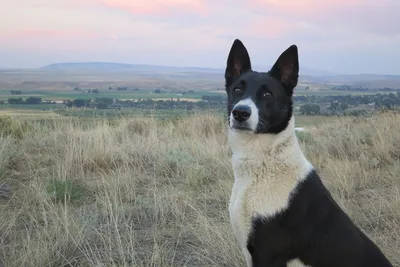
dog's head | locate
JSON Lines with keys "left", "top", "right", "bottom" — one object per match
{"left": 225, "top": 39, "right": 299, "bottom": 135}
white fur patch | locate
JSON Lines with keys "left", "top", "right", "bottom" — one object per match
{"left": 228, "top": 116, "right": 313, "bottom": 267}
{"left": 229, "top": 98, "right": 259, "bottom": 131}
{"left": 288, "top": 259, "right": 310, "bottom": 267}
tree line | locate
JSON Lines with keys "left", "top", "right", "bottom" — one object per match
{"left": 5, "top": 92, "right": 400, "bottom": 117}
{"left": 4, "top": 97, "right": 44, "bottom": 104}
{"left": 298, "top": 92, "right": 400, "bottom": 116}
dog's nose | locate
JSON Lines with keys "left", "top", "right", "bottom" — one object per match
{"left": 232, "top": 105, "right": 251, "bottom": 122}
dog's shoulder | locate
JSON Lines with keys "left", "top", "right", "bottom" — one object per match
{"left": 247, "top": 169, "right": 394, "bottom": 267}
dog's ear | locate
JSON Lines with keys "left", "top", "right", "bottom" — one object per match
{"left": 269, "top": 45, "right": 299, "bottom": 95}
{"left": 225, "top": 39, "right": 252, "bottom": 88}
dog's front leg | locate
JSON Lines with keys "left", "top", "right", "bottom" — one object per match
{"left": 242, "top": 247, "right": 252, "bottom": 267}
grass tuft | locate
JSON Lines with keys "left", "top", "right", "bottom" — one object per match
{"left": 46, "top": 179, "right": 87, "bottom": 204}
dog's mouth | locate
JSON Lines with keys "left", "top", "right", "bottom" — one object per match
{"left": 230, "top": 121, "right": 252, "bottom": 132}
{"left": 229, "top": 121, "right": 268, "bottom": 134}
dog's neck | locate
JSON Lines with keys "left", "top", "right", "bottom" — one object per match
{"left": 228, "top": 116, "right": 304, "bottom": 162}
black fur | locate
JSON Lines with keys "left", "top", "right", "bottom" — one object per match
{"left": 225, "top": 39, "right": 297, "bottom": 134}
{"left": 247, "top": 170, "right": 393, "bottom": 267}
{"left": 224, "top": 39, "right": 394, "bottom": 267}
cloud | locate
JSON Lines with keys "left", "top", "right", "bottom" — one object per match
{"left": 247, "top": 0, "right": 400, "bottom": 36}
{"left": 245, "top": 18, "right": 315, "bottom": 39}
{"left": 248, "top": 0, "right": 388, "bottom": 16}
{"left": 2, "top": 0, "right": 400, "bottom": 73}
{"left": 88, "top": 0, "right": 209, "bottom": 16}
{"left": 4, "top": 29, "right": 96, "bottom": 38}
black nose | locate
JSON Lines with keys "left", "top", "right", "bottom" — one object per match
{"left": 232, "top": 105, "right": 251, "bottom": 122}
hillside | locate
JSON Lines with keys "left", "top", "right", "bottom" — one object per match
{"left": 40, "top": 62, "right": 224, "bottom": 74}
{"left": 0, "top": 113, "right": 398, "bottom": 266}
{"left": 40, "top": 62, "right": 340, "bottom": 77}
{"left": 38, "top": 62, "right": 400, "bottom": 89}
{"left": 2, "top": 63, "right": 400, "bottom": 92}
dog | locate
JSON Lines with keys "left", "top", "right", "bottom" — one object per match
{"left": 224, "top": 39, "right": 394, "bottom": 267}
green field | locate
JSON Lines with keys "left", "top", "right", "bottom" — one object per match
{"left": 0, "top": 89, "right": 225, "bottom": 101}
{"left": 295, "top": 90, "right": 392, "bottom": 96}
{"left": 0, "top": 103, "right": 63, "bottom": 109}
{"left": 55, "top": 108, "right": 220, "bottom": 119}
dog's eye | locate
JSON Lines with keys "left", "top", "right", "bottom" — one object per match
{"left": 263, "top": 92, "right": 272, "bottom": 97}
{"left": 234, "top": 88, "right": 242, "bottom": 93}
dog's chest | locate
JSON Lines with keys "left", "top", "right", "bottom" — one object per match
{"left": 229, "top": 154, "right": 300, "bottom": 248}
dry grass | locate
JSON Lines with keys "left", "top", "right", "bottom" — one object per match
{"left": 152, "top": 98, "right": 201, "bottom": 102}
{"left": 119, "top": 98, "right": 201, "bottom": 102}
{"left": 0, "top": 112, "right": 399, "bottom": 266}
{"left": 0, "top": 110, "right": 60, "bottom": 118}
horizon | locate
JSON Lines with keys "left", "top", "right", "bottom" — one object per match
{"left": 3, "top": 61, "right": 399, "bottom": 77}
{"left": 2, "top": 0, "right": 400, "bottom": 75}
{"left": 4, "top": 61, "right": 400, "bottom": 77}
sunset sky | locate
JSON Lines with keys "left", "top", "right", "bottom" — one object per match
{"left": 2, "top": 0, "right": 400, "bottom": 74}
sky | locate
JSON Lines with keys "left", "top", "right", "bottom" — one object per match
{"left": 1, "top": 0, "right": 400, "bottom": 74}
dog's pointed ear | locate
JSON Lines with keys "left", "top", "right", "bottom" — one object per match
{"left": 225, "top": 39, "right": 252, "bottom": 87}
{"left": 269, "top": 45, "right": 299, "bottom": 94}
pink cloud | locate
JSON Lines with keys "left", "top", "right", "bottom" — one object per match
{"left": 247, "top": 0, "right": 400, "bottom": 36}
{"left": 245, "top": 18, "right": 295, "bottom": 39}
{"left": 249, "top": 0, "right": 384, "bottom": 17}
{"left": 97, "top": 0, "right": 208, "bottom": 15}
{"left": 3, "top": 0, "right": 399, "bottom": 57}
{"left": 5, "top": 29, "right": 97, "bottom": 39}
{"left": 24, "top": 0, "right": 209, "bottom": 16}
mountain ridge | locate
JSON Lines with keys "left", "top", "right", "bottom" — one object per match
{"left": 40, "top": 62, "right": 341, "bottom": 76}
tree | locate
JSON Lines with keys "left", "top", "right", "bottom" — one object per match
{"left": 300, "top": 104, "right": 320, "bottom": 115}
{"left": 328, "top": 102, "right": 340, "bottom": 110}
{"left": 65, "top": 100, "right": 73, "bottom": 107}
{"left": 71, "top": 99, "right": 88, "bottom": 107}
{"left": 340, "top": 102, "right": 348, "bottom": 110}
{"left": 25, "top": 97, "right": 42, "bottom": 104}
{"left": 95, "top": 97, "right": 113, "bottom": 105}
{"left": 10, "top": 90, "right": 22, "bottom": 95}
{"left": 96, "top": 102, "right": 108, "bottom": 109}
{"left": 8, "top": 97, "right": 24, "bottom": 104}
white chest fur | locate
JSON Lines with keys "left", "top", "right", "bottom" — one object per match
{"left": 227, "top": 118, "right": 313, "bottom": 266}
{"left": 228, "top": 150, "right": 312, "bottom": 243}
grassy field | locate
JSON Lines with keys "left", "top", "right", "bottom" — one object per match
{"left": 0, "top": 111, "right": 399, "bottom": 266}
{"left": 0, "top": 109, "right": 61, "bottom": 121}
{"left": 0, "top": 89, "right": 224, "bottom": 101}
{"left": 294, "top": 90, "right": 393, "bottom": 96}
{"left": 55, "top": 108, "right": 217, "bottom": 119}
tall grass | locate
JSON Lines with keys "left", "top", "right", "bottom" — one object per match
{"left": 0, "top": 112, "right": 399, "bottom": 266}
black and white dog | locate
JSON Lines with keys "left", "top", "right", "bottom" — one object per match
{"left": 224, "top": 39, "right": 393, "bottom": 267}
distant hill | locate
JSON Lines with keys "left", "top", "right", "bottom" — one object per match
{"left": 251, "top": 64, "right": 341, "bottom": 76}
{"left": 40, "top": 62, "right": 338, "bottom": 76}
{"left": 39, "top": 62, "right": 400, "bottom": 88}
{"left": 40, "top": 62, "right": 223, "bottom": 74}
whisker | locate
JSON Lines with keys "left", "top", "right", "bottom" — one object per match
{"left": 258, "top": 118, "right": 268, "bottom": 132}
